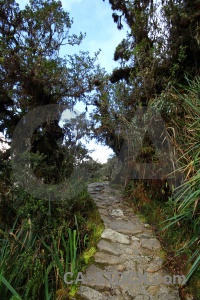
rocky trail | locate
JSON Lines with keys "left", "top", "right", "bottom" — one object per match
{"left": 77, "top": 182, "right": 181, "bottom": 300}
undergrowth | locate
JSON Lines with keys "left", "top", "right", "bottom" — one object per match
{"left": 0, "top": 184, "right": 104, "bottom": 300}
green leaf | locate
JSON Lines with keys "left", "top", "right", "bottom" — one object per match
{"left": 0, "top": 274, "right": 22, "bottom": 300}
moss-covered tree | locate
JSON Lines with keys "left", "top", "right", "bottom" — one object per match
{"left": 0, "top": 0, "right": 101, "bottom": 185}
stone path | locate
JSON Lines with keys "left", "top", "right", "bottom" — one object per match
{"left": 77, "top": 182, "right": 181, "bottom": 300}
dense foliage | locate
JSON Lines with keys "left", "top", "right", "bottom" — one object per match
{"left": 93, "top": 0, "right": 200, "bottom": 155}
{"left": 0, "top": 0, "right": 101, "bottom": 185}
{"left": 0, "top": 1, "right": 102, "bottom": 299}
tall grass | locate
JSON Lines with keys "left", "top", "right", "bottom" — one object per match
{"left": 162, "top": 76, "right": 200, "bottom": 282}
{"left": 0, "top": 216, "right": 82, "bottom": 299}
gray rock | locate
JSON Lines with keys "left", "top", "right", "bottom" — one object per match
{"left": 108, "top": 220, "right": 144, "bottom": 235}
{"left": 98, "top": 208, "right": 109, "bottom": 216}
{"left": 101, "top": 229, "right": 130, "bottom": 244}
{"left": 94, "top": 186, "right": 105, "bottom": 191}
{"left": 184, "top": 295, "right": 194, "bottom": 300}
{"left": 158, "top": 286, "right": 180, "bottom": 298}
{"left": 112, "top": 203, "right": 122, "bottom": 207}
{"left": 131, "top": 236, "right": 140, "bottom": 241}
{"left": 84, "top": 264, "right": 111, "bottom": 291}
{"left": 94, "top": 252, "right": 126, "bottom": 265}
{"left": 147, "top": 285, "right": 159, "bottom": 296}
{"left": 116, "top": 264, "right": 126, "bottom": 272}
{"left": 118, "top": 272, "right": 145, "bottom": 297}
{"left": 111, "top": 209, "right": 124, "bottom": 217}
{"left": 77, "top": 286, "right": 103, "bottom": 300}
{"left": 97, "top": 240, "right": 121, "bottom": 256}
{"left": 146, "top": 259, "right": 163, "bottom": 272}
{"left": 158, "top": 293, "right": 179, "bottom": 300}
{"left": 130, "top": 241, "right": 142, "bottom": 250}
{"left": 96, "top": 203, "right": 106, "bottom": 208}
{"left": 124, "top": 247, "right": 134, "bottom": 254}
{"left": 134, "top": 295, "right": 151, "bottom": 300}
{"left": 141, "top": 238, "right": 161, "bottom": 250}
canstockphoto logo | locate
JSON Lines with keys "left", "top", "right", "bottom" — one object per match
{"left": 64, "top": 271, "right": 186, "bottom": 286}
{"left": 10, "top": 104, "right": 86, "bottom": 201}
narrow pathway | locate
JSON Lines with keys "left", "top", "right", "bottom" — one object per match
{"left": 77, "top": 182, "right": 181, "bottom": 300}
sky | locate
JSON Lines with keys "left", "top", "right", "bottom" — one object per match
{"left": 58, "top": 0, "right": 128, "bottom": 163}
{"left": 3, "top": 0, "right": 128, "bottom": 163}
{"left": 18, "top": 0, "right": 127, "bottom": 73}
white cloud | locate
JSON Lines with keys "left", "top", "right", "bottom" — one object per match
{"left": 0, "top": 133, "right": 9, "bottom": 152}
{"left": 61, "top": 0, "right": 83, "bottom": 11}
{"left": 86, "top": 140, "right": 114, "bottom": 163}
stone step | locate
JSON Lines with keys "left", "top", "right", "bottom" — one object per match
{"left": 77, "top": 286, "right": 103, "bottom": 300}
{"left": 94, "top": 251, "right": 126, "bottom": 265}
{"left": 97, "top": 239, "right": 121, "bottom": 256}
{"left": 83, "top": 264, "right": 111, "bottom": 291}
{"left": 101, "top": 228, "right": 130, "bottom": 244}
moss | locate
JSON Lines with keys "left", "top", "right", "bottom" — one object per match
{"left": 82, "top": 246, "right": 96, "bottom": 264}
{"left": 68, "top": 205, "right": 104, "bottom": 299}
{"left": 68, "top": 285, "right": 78, "bottom": 299}
{"left": 137, "top": 213, "right": 147, "bottom": 223}
{"left": 158, "top": 249, "right": 167, "bottom": 260}
{"left": 85, "top": 210, "right": 104, "bottom": 245}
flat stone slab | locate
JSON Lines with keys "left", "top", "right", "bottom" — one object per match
{"left": 101, "top": 229, "right": 130, "bottom": 244}
{"left": 98, "top": 208, "right": 109, "bottom": 216}
{"left": 108, "top": 220, "right": 144, "bottom": 235}
{"left": 94, "top": 187, "right": 105, "bottom": 191}
{"left": 97, "top": 240, "right": 121, "bottom": 256}
{"left": 140, "top": 238, "right": 161, "bottom": 250}
{"left": 95, "top": 203, "right": 106, "bottom": 209}
{"left": 77, "top": 286, "right": 103, "bottom": 300}
{"left": 130, "top": 241, "right": 142, "bottom": 250}
{"left": 134, "top": 296, "right": 151, "bottom": 300}
{"left": 158, "top": 293, "right": 180, "bottom": 300}
{"left": 131, "top": 236, "right": 140, "bottom": 241}
{"left": 94, "top": 252, "right": 126, "bottom": 265}
{"left": 115, "top": 270, "right": 145, "bottom": 296}
{"left": 83, "top": 264, "right": 111, "bottom": 291}
{"left": 146, "top": 259, "right": 163, "bottom": 272}
{"left": 111, "top": 209, "right": 124, "bottom": 217}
